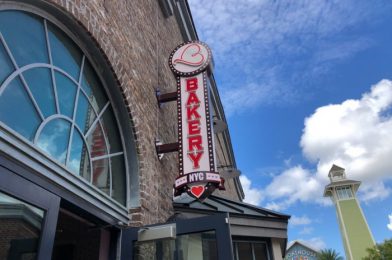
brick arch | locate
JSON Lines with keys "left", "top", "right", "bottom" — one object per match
{"left": 44, "top": 0, "right": 147, "bottom": 208}
{"left": 1, "top": 0, "right": 149, "bottom": 209}
{"left": 44, "top": 0, "right": 144, "bottom": 157}
{"left": 40, "top": 0, "right": 184, "bottom": 224}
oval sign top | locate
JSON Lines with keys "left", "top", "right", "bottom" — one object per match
{"left": 169, "top": 41, "right": 212, "bottom": 76}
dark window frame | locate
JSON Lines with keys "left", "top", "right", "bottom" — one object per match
{"left": 232, "top": 239, "right": 271, "bottom": 260}
{"left": 0, "top": 2, "right": 139, "bottom": 221}
{"left": 0, "top": 156, "right": 60, "bottom": 259}
{"left": 121, "top": 213, "right": 234, "bottom": 260}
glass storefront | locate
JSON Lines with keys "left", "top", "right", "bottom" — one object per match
{"left": 233, "top": 241, "right": 269, "bottom": 260}
{"left": 134, "top": 231, "right": 217, "bottom": 260}
{"left": 0, "top": 191, "right": 44, "bottom": 260}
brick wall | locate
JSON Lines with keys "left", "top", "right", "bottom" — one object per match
{"left": 0, "top": 219, "right": 40, "bottom": 259}
{"left": 42, "top": 0, "right": 241, "bottom": 226}
{"left": 43, "top": 0, "right": 182, "bottom": 226}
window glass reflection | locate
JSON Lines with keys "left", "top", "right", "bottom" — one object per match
{"left": 47, "top": 23, "right": 82, "bottom": 80}
{"left": 87, "top": 123, "right": 108, "bottom": 158}
{"left": 254, "top": 243, "right": 268, "bottom": 260}
{"left": 76, "top": 92, "right": 96, "bottom": 134}
{"left": 36, "top": 119, "right": 71, "bottom": 164}
{"left": 54, "top": 72, "right": 77, "bottom": 118}
{"left": 0, "top": 10, "right": 127, "bottom": 205}
{"left": 68, "top": 130, "right": 91, "bottom": 181}
{"left": 134, "top": 239, "right": 175, "bottom": 260}
{"left": 177, "top": 231, "right": 217, "bottom": 260}
{"left": 0, "top": 11, "right": 48, "bottom": 67}
{"left": 0, "top": 42, "right": 13, "bottom": 85}
{"left": 111, "top": 155, "right": 126, "bottom": 205}
{"left": 233, "top": 241, "right": 269, "bottom": 260}
{"left": 92, "top": 158, "right": 110, "bottom": 195}
{"left": 0, "top": 191, "right": 44, "bottom": 260}
{"left": 102, "top": 106, "right": 123, "bottom": 153}
{"left": 134, "top": 231, "right": 217, "bottom": 260}
{"left": 23, "top": 68, "right": 56, "bottom": 118}
{"left": 0, "top": 77, "right": 40, "bottom": 140}
{"left": 81, "top": 60, "right": 108, "bottom": 113}
{"left": 237, "top": 242, "right": 253, "bottom": 260}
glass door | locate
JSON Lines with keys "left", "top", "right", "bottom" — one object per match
{"left": 0, "top": 159, "right": 60, "bottom": 259}
{"left": 121, "top": 213, "right": 234, "bottom": 260}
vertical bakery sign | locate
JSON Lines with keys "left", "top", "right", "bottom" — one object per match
{"left": 169, "top": 41, "right": 222, "bottom": 201}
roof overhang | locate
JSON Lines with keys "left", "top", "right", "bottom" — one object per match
{"left": 323, "top": 180, "right": 361, "bottom": 197}
{"left": 173, "top": 195, "right": 290, "bottom": 256}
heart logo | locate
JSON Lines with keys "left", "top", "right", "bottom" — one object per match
{"left": 190, "top": 185, "right": 205, "bottom": 198}
{"left": 174, "top": 44, "right": 205, "bottom": 67}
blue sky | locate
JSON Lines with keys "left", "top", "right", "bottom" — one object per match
{"left": 189, "top": 0, "right": 392, "bottom": 255}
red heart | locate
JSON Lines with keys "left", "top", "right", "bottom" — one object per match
{"left": 190, "top": 185, "right": 205, "bottom": 198}
{"left": 174, "top": 43, "right": 205, "bottom": 67}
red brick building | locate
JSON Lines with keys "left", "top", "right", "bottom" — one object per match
{"left": 0, "top": 0, "right": 289, "bottom": 259}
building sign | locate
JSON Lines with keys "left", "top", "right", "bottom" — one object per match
{"left": 285, "top": 242, "right": 318, "bottom": 260}
{"left": 169, "top": 41, "right": 222, "bottom": 200}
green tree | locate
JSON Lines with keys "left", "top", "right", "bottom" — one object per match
{"left": 363, "top": 238, "right": 392, "bottom": 260}
{"left": 317, "top": 248, "right": 344, "bottom": 260}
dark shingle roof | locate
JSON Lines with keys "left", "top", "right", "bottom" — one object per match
{"left": 173, "top": 195, "right": 290, "bottom": 220}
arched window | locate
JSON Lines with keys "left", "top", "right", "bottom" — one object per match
{"left": 0, "top": 10, "right": 127, "bottom": 205}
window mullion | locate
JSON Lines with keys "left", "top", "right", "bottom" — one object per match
{"left": 266, "top": 242, "right": 271, "bottom": 260}
{"left": 92, "top": 151, "right": 124, "bottom": 162}
{"left": 44, "top": 19, "right": 60, "bottom": 114}
{"left": 65, "top": 56, "right": 85, "bottom": 166}
{"left": 109, "top": 156, "right": 113, "bottom": 197}
{"left": 97, "top": 118, "right": 112, "bottom": 197}
{"left": 20, "top": 75, "right": 45, "bottom": 121}
{"left": 85, "top": 102, "right": 112, "bottom": 196}
{"left": 85, "top": 101, "right": 110, "bottom": 138}
{"left": 0, "top": 32, "right": 45, "bottom": 121}
{"left": 235, "top": 243, "right": 239, "bottom": 260}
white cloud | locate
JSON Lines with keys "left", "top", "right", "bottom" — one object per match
{"left": 221, "top": 83, "right": 271, "bottom": 117}
{"left": 260, "top": 166, "right": 330, "bottom": 210}
{"left": 298, "top": 237, "right": 326, "bottom": 251}
{"left": 291, "top": 215, "right": 312, "bottom": 226}
{"left": 189, "top": 0, "right": 380, "bottom": 59}
{"left": 264, "top": 201, "right": 285, "bottom": 212}
{"left": 301, "top": 79, "right": 392, "bottom": 197}
{"left": 240, "top": 175, "right": 264, "bottom": 205}
{"left": 188, "top": 0, "right": 389, "bottom": 116}
{"left": 315, "top": 39, "right": 373, "bottom": 64}
{"left": 359, "top": 182, "right": 391, "bottom": 203}
{"left": 299, "top": 227, "right": 314, "bottom": 235}
{"left": 239, "top": 80, "right": 392, "bottom": 209}
{"left": 388, "top": 214, "right": 392, "bottom": 231}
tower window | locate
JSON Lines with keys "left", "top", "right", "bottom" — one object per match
{"left": 336, "top": 186, "right": 353, "bottom": 200}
